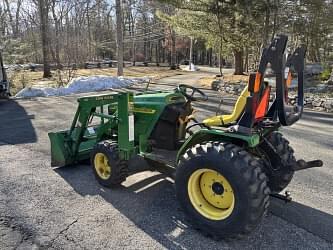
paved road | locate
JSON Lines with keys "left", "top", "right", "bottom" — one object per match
{"left": 0, "top": 73, "right": 332, "bottom": 249}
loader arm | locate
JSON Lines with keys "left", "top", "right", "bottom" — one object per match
{"left": 49, "top": 92, "right": 135, "bottom": 166}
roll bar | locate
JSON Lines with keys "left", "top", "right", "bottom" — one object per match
{"left": 277, "top": 46, "right": 306, "bottom": 125}
{"left": 237, "top": 34, "right": 306, "bottom": 133}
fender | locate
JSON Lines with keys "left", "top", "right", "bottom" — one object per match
{"left": 176, "top": 129, "right": 260, "bottom": 163}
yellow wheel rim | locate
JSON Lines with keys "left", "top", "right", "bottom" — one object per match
{"left": 188, "top": 169, "right": 235, "bottom": 220}
{"left": 94, "top": 153, "right": 111, "bottom": 180}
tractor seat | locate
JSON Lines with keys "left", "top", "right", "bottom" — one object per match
{"left": 203, "top": 86, "right": 249, "bottom": 126}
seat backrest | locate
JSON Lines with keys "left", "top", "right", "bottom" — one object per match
{"left": 228, "top": 86, "right": 249, "bottom": 121}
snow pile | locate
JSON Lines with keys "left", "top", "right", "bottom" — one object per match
{"left": 15, "top": 75, "right": 149, "bottom": 98}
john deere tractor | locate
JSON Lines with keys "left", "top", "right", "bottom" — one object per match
{"left": 49, "top": 35, "right": 322, "bottom": 239}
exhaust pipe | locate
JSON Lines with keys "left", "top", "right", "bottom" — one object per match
{"left": 292, "top": 159, "right": 323, "bottom": 171}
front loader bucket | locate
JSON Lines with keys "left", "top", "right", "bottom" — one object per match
{"left": 48, "top": 131, "right": 73, "bottom": 167}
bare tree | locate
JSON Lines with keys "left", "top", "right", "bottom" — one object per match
{"left": 115, "top": 0, "right": 124, "bottom": 76}
{"left": 3, "top": 0, "right": 22, "bottom": 37}
{"left": 37, "top": 0, "right": 51, "bottom": 77}
{"left": 124, "top": 0, "right": 137, "bottom": 66}
{"left": 3, "top": 0, "right": 13, "bottom": 35}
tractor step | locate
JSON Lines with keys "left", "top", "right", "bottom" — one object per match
{"left": 292, "top": 159, "right": 323, "bottom": 171}
{"left": 143, "top": 148, "right": 178, "bottom": 167}
{"left": 142, "top": 148, "right": 177, "bottom": 178}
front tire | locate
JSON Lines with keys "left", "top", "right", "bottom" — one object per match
{"left": 176, "top": 142, "right": 270, "bottom": 239}
{"left": 91, "top": 141, "right": 128, "bottom": 187}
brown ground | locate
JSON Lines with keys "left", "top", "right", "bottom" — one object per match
{"left": 199, "top": 75, "right": 249, "bottom": 88}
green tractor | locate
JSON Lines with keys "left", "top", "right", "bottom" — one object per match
{"left": 49, "top": 35, "right": 322, "bottom": 239}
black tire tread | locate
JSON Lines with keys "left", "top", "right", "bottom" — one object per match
{"left": 91, "top": 141, "right": 128, "bottom": 187}
{"left": 176, "top": 141, "right": 269, "bottom": 240}
{"left": 261, "top": 132, "right": 295, "bottom": 193}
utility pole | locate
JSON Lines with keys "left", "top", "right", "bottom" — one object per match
{"left": 115, "top": 0, "right": 124, "bottom": 76}
{"left": 189, "top": 36, "right": 193, "bottom": 70}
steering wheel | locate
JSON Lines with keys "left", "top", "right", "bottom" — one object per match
{"left": 177, "top": 84, "right": 208, "bottom": 102}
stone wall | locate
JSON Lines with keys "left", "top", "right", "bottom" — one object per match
{"left": 212, "top": 80, "right": 333, "bottom": 113}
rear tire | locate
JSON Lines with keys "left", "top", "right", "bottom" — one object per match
{"left": 91, "top": 141, "right": 128, "bottom": 187}
{"left": 259, "top": 132, "right": 295, "bottom": 193}
{"left": 176, "top": 142, "right": 270, "bottom": 239}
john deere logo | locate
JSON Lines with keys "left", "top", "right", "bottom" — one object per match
{"left": 96, "top": 96, "right": 113, "bottom": 101}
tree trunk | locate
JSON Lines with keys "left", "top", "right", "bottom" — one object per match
{"left": 131, "top": 20, "right": 136, "bottom": 66}
{"left": 51, "top": 1, "right": 61, "bottom": 69}
{"left": 149, "top": 42, "right": 153, "bottom": 62}
{"left": 189, "top": 37, "right": 193, "bottom": 70}
{"left": 4, "top": 0, "right": 14, "bottom": 36}
{"left": 162, "top": 43, "right": 166, "bottom": 63}
{"left": 271, "top": 0, "right": 278, "bottom": 40}
{"left": 170, "top": 27, "right": 177, "bottom": 70}
{"left": 156, "top": 41, "right": 160, "bottom": 66}
{"left": 132, "top": 40, "right": 136, "bottom": 66}
{"left": 14, "top": 0, "right": 22, "bottom": 37}
{"left": 86, "top": 1, "right": 92, "bottom": 60}
{"left": 143, "top": 15, "right": 148, "bottom": 64}
{"left": 115, "top": 0, "right": 124, "bottom": 76}
{"left": 234, "top": 49, "right": 244, "bottom": 75}
{"left": 219, "top": 38, "right": 223, "bottom": 76}
{"left": 244, "top": 46, "right": 249, "bottom": 73}
{"left": 208, "top": 48, "right": 213, "bottom": 67}
{"left": 38, "top": 0, "right": 52, "bottom": 78}
{"left": 262, "top": 0, "right": 271, "bottom": 48}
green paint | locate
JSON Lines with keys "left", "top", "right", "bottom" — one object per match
{"left": 48, "top": 91, "right": 186, "bottom": 166}
{"left": 176, "top": 129, "right": 260, "bottom": 163}
{"left": 49, "top": 92, "right": 135, "bottom": 166}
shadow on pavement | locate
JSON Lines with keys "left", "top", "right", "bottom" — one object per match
{"left": 301, "top": 110, "right": 333, "bottom": 126}
{"left": 54, "top": 165, "right": 206, "bottom": 249}
{"left": 303, "top": 110, "right": 333, "bottom": 119}
{"left": 270, "top": 198, "right": 333, "bottom": 242}
{"left": 0, "top": 100, "right": 37, "bottom": 145}
{"left": 55, "top": 164, "right": 333, "bottom": 248}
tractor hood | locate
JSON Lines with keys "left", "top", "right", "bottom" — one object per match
{"left": 134, "top": 91, "right": 186, "bottom": 105}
